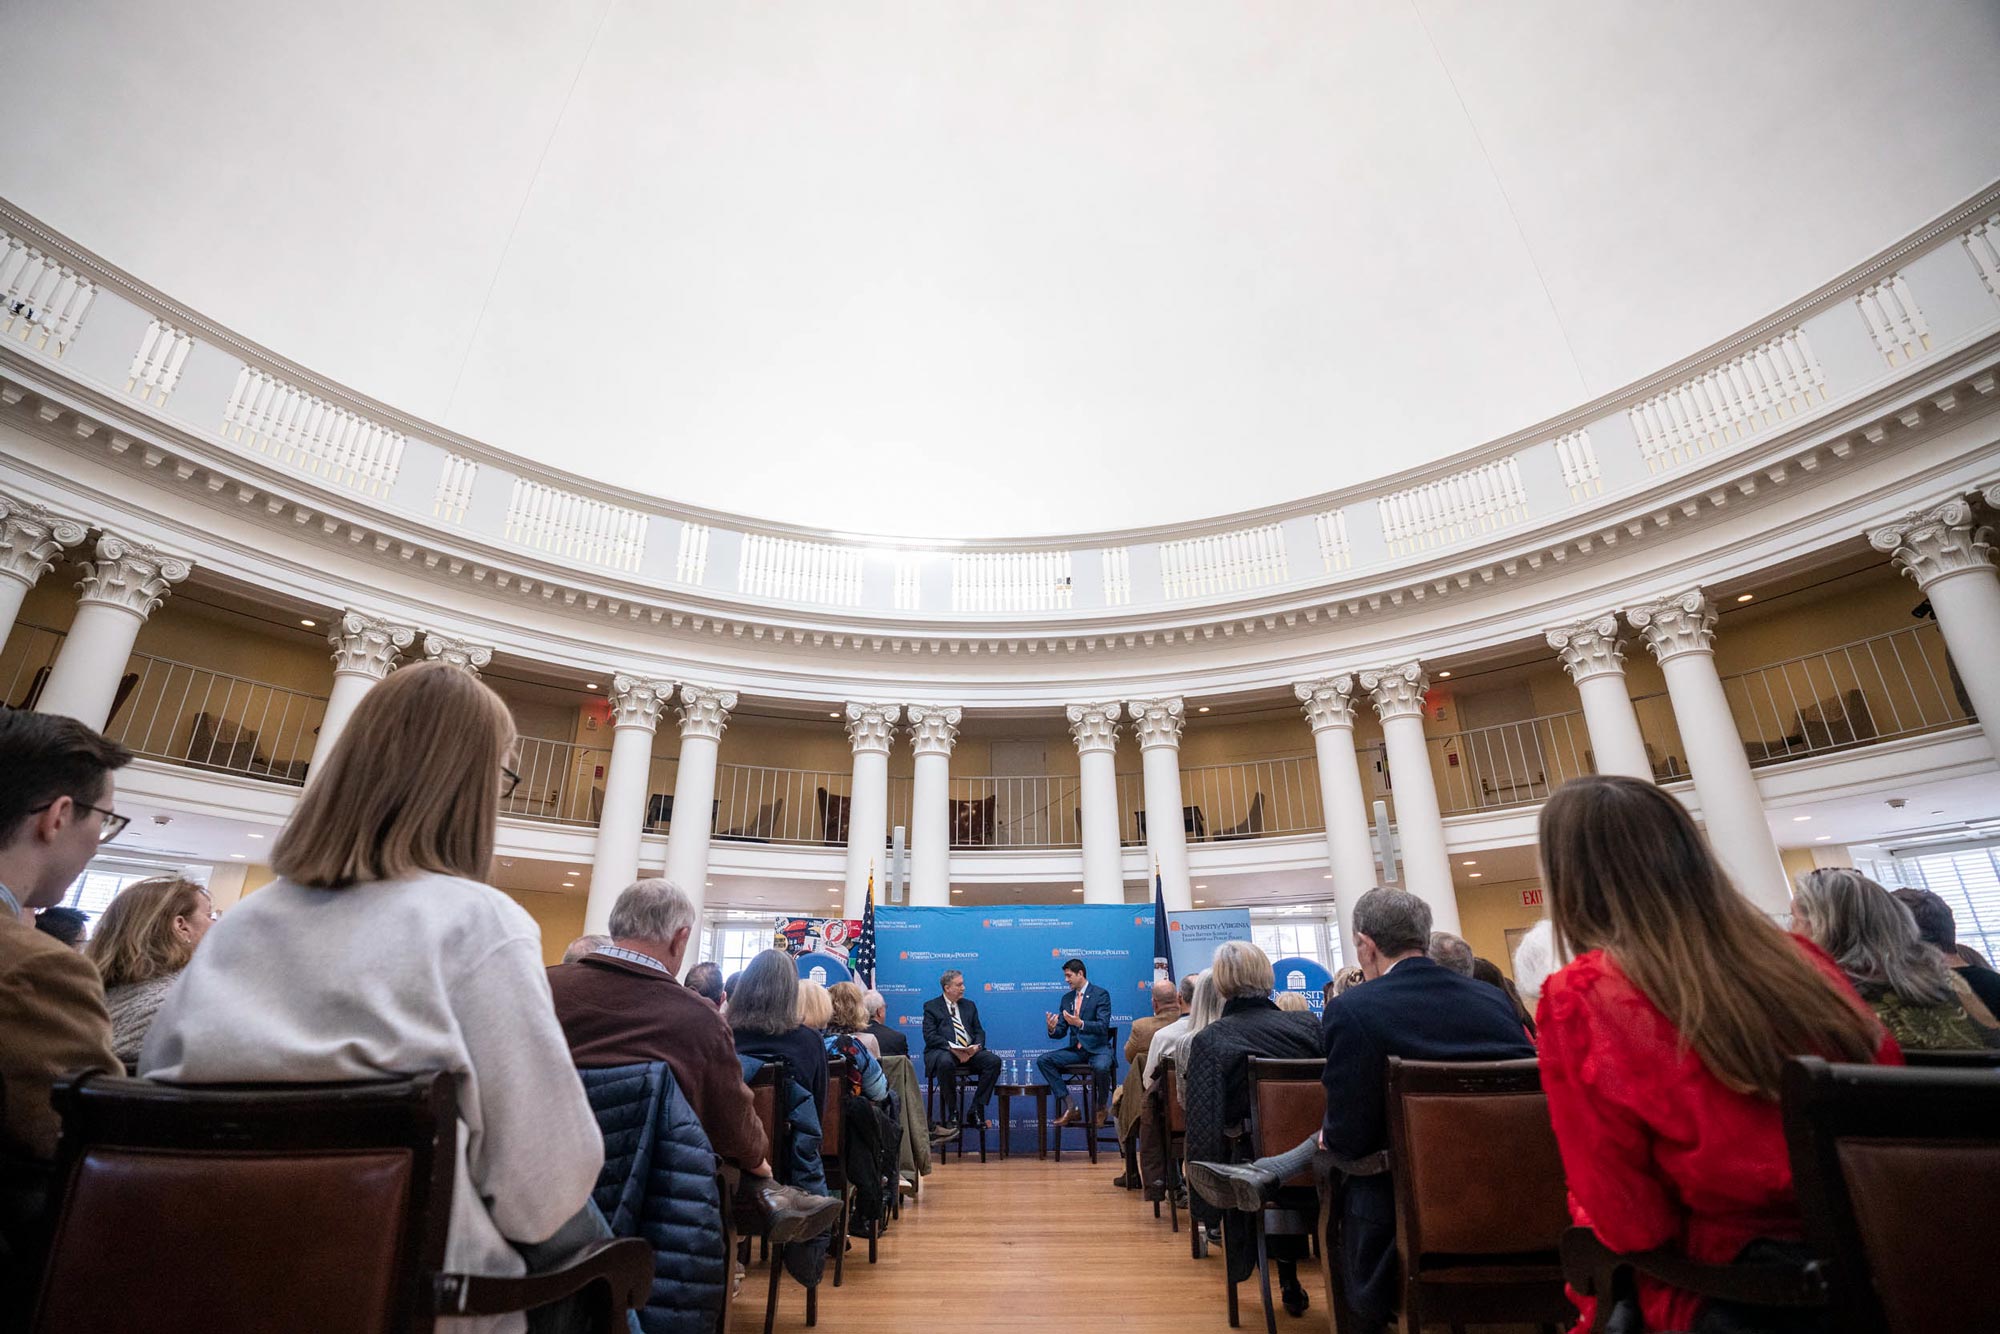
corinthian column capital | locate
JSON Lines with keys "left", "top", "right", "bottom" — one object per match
{"left": 422, "top": 633, "right": 494, "bottom": 675}
{"left": 0, "top": 495, "right": 89, "bottom": 588}
{"left": 74, "top": 532, "right": 193, "bottom": 618}
{"left": 1294, "top": 675, "right": 1361, "bottom": 732}
{"left": 1546, "top": 614, "right": 1629, "bottom": 683}
{"left": 677, "top": 683, "right": 737, "bottom": 740}
{"left": 1359, "top": 662, "right": 1430, "bottom": 722}
{"left": 1869, "top": 497, "right": 1994, "bottom": 589}
{"left": 605, "top": 674, "right": 674, "bottom": 731}
{"left": 328, "top": 610, "right": 416, "bottom": 680}
{"left": 906, "top": 704, "right": 962, "bottom": 757}
{"left": 1066, "top": 702, "right": 1122, "bottom": 754}
{"left": 1126, "top": 697, "right": 1186, "bottom": 749}
{"left": 845, "top": 702, "right": 902, "bottom": 754}
{"left": 1626, "top": 588, "right": 1717, "bottom": 663}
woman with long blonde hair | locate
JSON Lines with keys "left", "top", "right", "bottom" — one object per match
{"left": 143, "top": 663, "right": 605, "bottom": 1334}
{"left": 85, "top": 874, "right": 212, "bottom": 1062}
{"left": 1535, "top": 775, "right": 1897, "bottom": 1334}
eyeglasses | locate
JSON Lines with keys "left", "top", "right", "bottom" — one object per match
{"left": 31, "top": 799, "right": 129, "bottom": 844}
{"left": 500, "top": 766, "right": 521, "bottom": 799}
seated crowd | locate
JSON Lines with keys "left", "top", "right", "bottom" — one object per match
{"left": 3, "top": 669, "right": 1995, "bottom": 1333}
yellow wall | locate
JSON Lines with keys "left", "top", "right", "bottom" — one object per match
{"left": 1454, "top": 877, "right": 1548, "bottom": 977}
{"left": 503, "top": 890, "right": 590, "bottom": 965}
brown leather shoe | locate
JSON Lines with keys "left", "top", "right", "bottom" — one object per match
{"left": 1052, "top": 1107, "right": 1079, "bottom": 1127}
{"left": 747, "top": 1177, "right": 844, "bottom": 1245}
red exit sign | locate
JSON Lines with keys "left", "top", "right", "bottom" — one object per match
{"left": 1521, "top": 888, "right": 1544, "bottom": 908}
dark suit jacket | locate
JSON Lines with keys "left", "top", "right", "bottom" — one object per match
{"left": 1045, "top": 981, "right": 1113, "bottom": 1054}
{"left": 921, "top": 995, "right": 986, "bottom": 1056}
{"left": 866, "top": 1020, "right": 909, "bottom": 1057}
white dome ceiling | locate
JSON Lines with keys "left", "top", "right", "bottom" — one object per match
{"left": 6, "top": 1, "right": 1997, "bottom": 538}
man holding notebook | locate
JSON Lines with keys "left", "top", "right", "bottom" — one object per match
{"left": 921, "top": 968, "right": 1001, "bottom": 1130}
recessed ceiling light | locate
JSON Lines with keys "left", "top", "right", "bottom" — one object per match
{"left": 1194, "top": 899, "right": 1207, "bottom": 905}
{"left": 1461, "top": 859, "right": 1477, "bottom": 866}
{"left": 1792, "top": 815, "right": 1812, "bottom": 822}
{"left": 1322, "top": 873, "right": 1333, "bottom": 879}
{"left": 828, "top": 712, "right": 840, "bottom": 719}
{"left": 229, "top": 853, "right": 245, "bottom": 859}
{"left": 1197, "top": 706, "right": 1210, "bottom": 714}
{"left": 754, "top": 895, "right": 764, "bottom": 901}
{"left": 247, "top": 833, "right": 264, "bottom": 839}
{"left": 1468, "top": 872, "right": 1482, "bottom": 878}
{"left": 1070, "top": 887, "right": 1083, "bottom": 894}
{"left": 1736, "top": 593, "right": 1754, "bottom": 603}
{"left": 1194, "top": 884, "right": 1207, "bottom": 890}
{"left": 1436, "top": 671, "right": 1452, "bottom": 679}
{"left": 951, "top": 888, "right": 963, "bottom": 894}
{"left": 299, "top": 618, "right": 317, "bottom": 628}
{"left": 1815, "top": 835, "right": 1831, "bottom": 842}
{"left": 586, "top": 682, "right": 600, "bottom": 690}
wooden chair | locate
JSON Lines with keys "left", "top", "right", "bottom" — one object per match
{"left": 1226, "top": 1056, "right": 1325, "bottom": 1334}
{"left": 1900, "top": 1047, "right": 2000, "bottom": 1068}
{"left": 924, "top": 1065, "right": 988, "bottom": 1164}
{"left": 1785, "top": 1055, "right": 2000, "bottom": 1334}
{"left": 1053, "top": 1025, "right": 1118, "bottom": 1164}
{"left": 1384, "top": 1057, "right": 1572, "bottom": 1334}
{"left": 27, "top": 1072, "right": 649, "bottom": 1334}
{"left": 1151, "top": 1060, "right": 1191, "bottom": 1243}
{"left": 820, "top": 1057, "right": 851, "bottom": 1289}
{"left": 738, "top": 1060, "right": 820, "bottom": 1334}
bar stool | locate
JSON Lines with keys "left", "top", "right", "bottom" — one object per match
{"left": 925, "top": 1066, "right": 988, "bottom": 1163}
{"left": 1052, "top": 1026, "right": 1117, "bottom": 1164}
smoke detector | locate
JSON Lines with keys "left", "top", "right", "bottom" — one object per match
{"left": 151, "top": 814, "right": 172, "bottom": 826}
{"left": 1885, "top": 798, "right": 1907, "bottom": 809}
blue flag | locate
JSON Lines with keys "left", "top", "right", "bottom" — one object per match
{"left": 1152, "top": 868, "right": 1174, "bottom": 983}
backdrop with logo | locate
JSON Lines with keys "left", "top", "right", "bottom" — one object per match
{"left": 874, "top": 904, "right": 1158, "bottom": 1152}
{"left": 1165, "top": 907, "right": 1252, "bottom": 980}
{"left": 1271, "top": 956, "right": 1334, "bottom": 1018}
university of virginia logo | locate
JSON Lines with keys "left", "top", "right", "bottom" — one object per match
{"left": 1170, "top": 920, "right": 1183, "bottom": 932}
{"left": 898, "top": 951, "right": 909, "bottom": 960}
{"left": 984, "top": 983, "right": 993, "bottom": 991}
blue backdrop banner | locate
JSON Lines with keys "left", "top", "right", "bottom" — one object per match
{"left": 1166, "top": 907, "right": 1252, "bottom": 979}
{"left": 874, "top": 904, "right": 1158, "bottom": 1151}
{"left": 793, "top": 953, "right": 853, "bottom": 986}
{"left": 1271, "top": 956, "right": 1334, "bottom": 1018}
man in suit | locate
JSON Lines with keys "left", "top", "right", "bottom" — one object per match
{"left": 1034, "top": 957, "right": 1115, "bottom": 1128}
{"left": 921, "top": 969, "right": 1001, "bottom": 1129}
{"left": 862, "top": 989, "right": 909, "bottom": 1056}
{"left": 1186, "top": 888, "right": 1533, "bottom": 1333}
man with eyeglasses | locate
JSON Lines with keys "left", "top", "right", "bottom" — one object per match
{"left": 0, "top": 709, "right": 131, "bottom": 1320}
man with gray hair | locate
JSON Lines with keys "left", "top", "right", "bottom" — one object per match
{"left": 1185, "top": 888, "right": 1533, "bottom": 1333}
{"left": 861, "top": 989, "right": 907, "bottom": 1056}
{"left": 546, "top": 879, "right": 841, "bottom": 1242}
{"left": 1426, "top": 931, "right": 1475, "bottom": 977}
{"left": 561, "top": 933, "right": 612, "bottom": 965}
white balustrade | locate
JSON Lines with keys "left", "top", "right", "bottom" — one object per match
{"left": 498, "top": 735, "right": 617, "bottom": 826}
{"left": 125, "top": 320, "right": 194, "bottom": 403}
{"left": 1101, "top": 547, "right": 1132, "bottom": 606}
{"left": 892, "top": 555, "right": 922, "bottom": 611}
{"left": 106, "top": 653, "right": 328, "bottom": 786}
{"left": 0, "top": 233, "right": 95, "bottom": 356}
{"left": 433, "top": 453, "right": 478, "bottom": 523}
{"left": 1854, "top": 274, "right": 1930, "bottom": 366}
{"left": 1966, "top": 214, "right": 2000, "bottom": 303}
{"left": 950, "top": 550, "right": 1073, "bottom": 612}
{"left": 737, "top": 534, "right": 864, "bottom": 605}
{"left": 676, "top": 523, "right": 711, "bottom": 584}
{"left": 223, "top": 368, "right": 407, "bottom": 497}
{"left": 1722, "top": 621, "right": 1971, "bottom": 765}
{"left": 1377, "top": 456, "right": 1528, "bottom": 553}
{"left": 1158, "top": 524, "right": 1288, "bottom": 599}
{"left": 1628, "top": 329, "right": 1826, "bottom": 473}
{"left": 1313, "top": 509, "right": 1353, "bottom": 572}
{"left": 1553, "top": 430, "right": 1601, "bottom": 501}
{"left": 504, "top": 479, "right": 648, "bottom": 572}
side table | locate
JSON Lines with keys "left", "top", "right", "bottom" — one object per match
{"left": 992, "top": 1083, "right": 1049, "bottom": 1160}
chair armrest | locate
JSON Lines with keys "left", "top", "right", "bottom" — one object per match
{"left": 433, "top": 1236, "right": 653, "bottom": 1319}
{"left": 1559, "top": 1226, "right": 1825, "bottom": 1331}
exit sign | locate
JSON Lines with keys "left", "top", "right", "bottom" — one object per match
{"left": 1521, "top": 888, "right": 1544, "bottom": 908}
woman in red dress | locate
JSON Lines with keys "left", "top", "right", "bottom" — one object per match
{"left": 1534, "top": 775, "right": 1899, "bottom": 1333}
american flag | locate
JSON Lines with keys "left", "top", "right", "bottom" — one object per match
{"left": 853, "top": 865, "right": 876, "bottom": 986}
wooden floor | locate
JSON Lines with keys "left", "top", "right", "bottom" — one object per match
{"left": 757, "top": 1155, "right": 1276, "bottom": 1333}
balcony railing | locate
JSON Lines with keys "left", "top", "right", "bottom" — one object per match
{"left": 946, "top": 775, "right": 1083, "bottom": 849}
{"left": 105, "top": 654, "right": 326, "bottom": 786}
{"left": 499, "top": 735, "right": 614, "bottom": 826}
{"left": 1430, "top": 710, "right": 1593, "bottom": 815}
{"left": 1723, "top": 621, "right": 1972, "bottom": 766}
{"left": 697, "top": 766, "right": 914, "bottom": 847}
{"left": 0, "top": 623, "right": 65, "bottom": 710}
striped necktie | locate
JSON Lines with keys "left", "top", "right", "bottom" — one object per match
{"left": 949, "top": 1002, "right": 971, "bottom": 1046}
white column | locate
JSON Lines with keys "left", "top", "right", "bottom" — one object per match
{"left": 1872, "top": 496, "right": 2000, "bottom": 768}
{"left": 1067, "top": 702, "right": 1125, "bottom": 905}
{"left": 1360, "top": 662, "right": 1462, "bottom": 935}
{"left": 905, "top": 705, "right": 960, "bottom": 907}
{"left": 1547, "top": 614, "right": 1652, "bottom": 781}
{"left": 37, "top": 533, "right": 192, "bottom": 728}
{"left": 0, "top": 495, "right": 87, "bottom": 655}
{"left": 843, "top": 702, "right": 901, "bottom": 919}
{"left": 664, "top": 683, "right": 736, "bottom": 936}
{"left": 585, "top": 673, "right": 675, "bottom": 934}
{"left": 310, "top": 611, "right": 415, "bottom": 775}
{"left": 1128, "top": 697, "right": 1191, "bottom": 911}
{"left": 1627, "top": 588, "right": 1789, "bottom": 914}
{"left": 422, "top": 632, "right": 493, "bottom": 675}
{"left": 1296, "top": 675, "right": 1377, "bottom": 961}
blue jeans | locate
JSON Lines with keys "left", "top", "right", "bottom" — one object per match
{"left": 1035, "top": 1046, "right": 1113, "bottom": 1113}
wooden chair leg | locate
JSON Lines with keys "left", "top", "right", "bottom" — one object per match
{"left": 832, "top": 1195, "right": 848, "bottom": 1287}
{"left": 1223, "top": 1212, "right": 1240, "bottom": 1327}
{"left": 805, "top": 1276, "right": 818, "bottom": 1328}
{"left": 868, "top": 1217, "right": 879, "bottom": 1264}
{"left": 763, "top": 1244, "right": 783, "bottom": 1334}
{"left": 1255, "top": 1218, "right": 1278, "bottom": 1334}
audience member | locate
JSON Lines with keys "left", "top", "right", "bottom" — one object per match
{"left": 1510, "top": 918, "right": 1558, "bottom": 1003}
{"left": 0, "top": 710, "right": 126, "bottom": 1162}
{"left": 561, "top": 933, "right": 611, "bottom": 965}
{"left": 545, "top": 879, "right": 839, "bottom": 1241}
{"left": 1272, "top": 991, "right": 1310, "bottom": 1012}
{"left": 1469, "top": 955, "right": 1536, "bottom": 1036}
{"left": 1426, "top": 930, "right": 1475, "bottom": 976}
{"left": 1792, "top": 867, "right": 1999, "bottom": 1050}
{"left": 1182, "top": 940, "right": 1324, "bottom": 1317}
{"left": 819, "top": 980, "right": 888, "bottom": 1101}
{"left": 31, "top": 906, "right": 87, "bottom": 950}
{"left": 1187, "top": 891, "right": 1534, "bottom": 1334}
{"left": 728, "top": 949, "right": 830, "bottom": 1118}
{"left": 1536, "top": 776, "right": 1898, "bottom": 1334}
{"left": 1112, "top": 979, "right": 1183, "bottom": 1186}
{"left": 1142, "top": 971, "right": 1201, "bottom": 1092}
{"left": 142, "top": 662, "right": 606, "bottom": 1333}
{"left": 683, "top": 959, "right": 726, "bottom": 1007}
{"left": 1330, "top": 965, "right": 1365, "bottom": 996}
{"left": 86, "top": 875, "right": 213, "bottom": 1063}
{"left": 724, "top": 970, "right": 743, "bottom": 1005}
{"left": 1148, "top": 969, "right": 1221, "bottom": 1100}
{"left": 1892, "top": 885, "right": 2000, "bottom": 1018}
{"left": 861, "top": 989, "right": 907, "bottom": 1056}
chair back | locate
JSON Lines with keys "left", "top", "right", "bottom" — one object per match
{"left": 32, "top": 1073, "right": 455, "bottom": 1334}
{"left": 1386, "top": 1058, "right": 1567, "bottom": 1259}
{"left": 1900, "top": 1047, "right": 2000, "bottom": 1068}
{"left": 1246, "top": 1057, "right": 1325, "bottom": 1185}
{"left": 1785, "top": 1056, "right": 2000, "bottom": 1334}
{"left": 1159, "top": 1061, "right": 1187, "bottom": 1134}
{"left": 747, "top": 1060, "right": 790, "bottom": 1184}
{"left": 821, "top": 1057, "right": 848, "bottom": 1185}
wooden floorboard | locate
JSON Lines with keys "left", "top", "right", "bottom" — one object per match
{"left": 757, "top": 1156, "right": 1258, "bottom": 1333}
